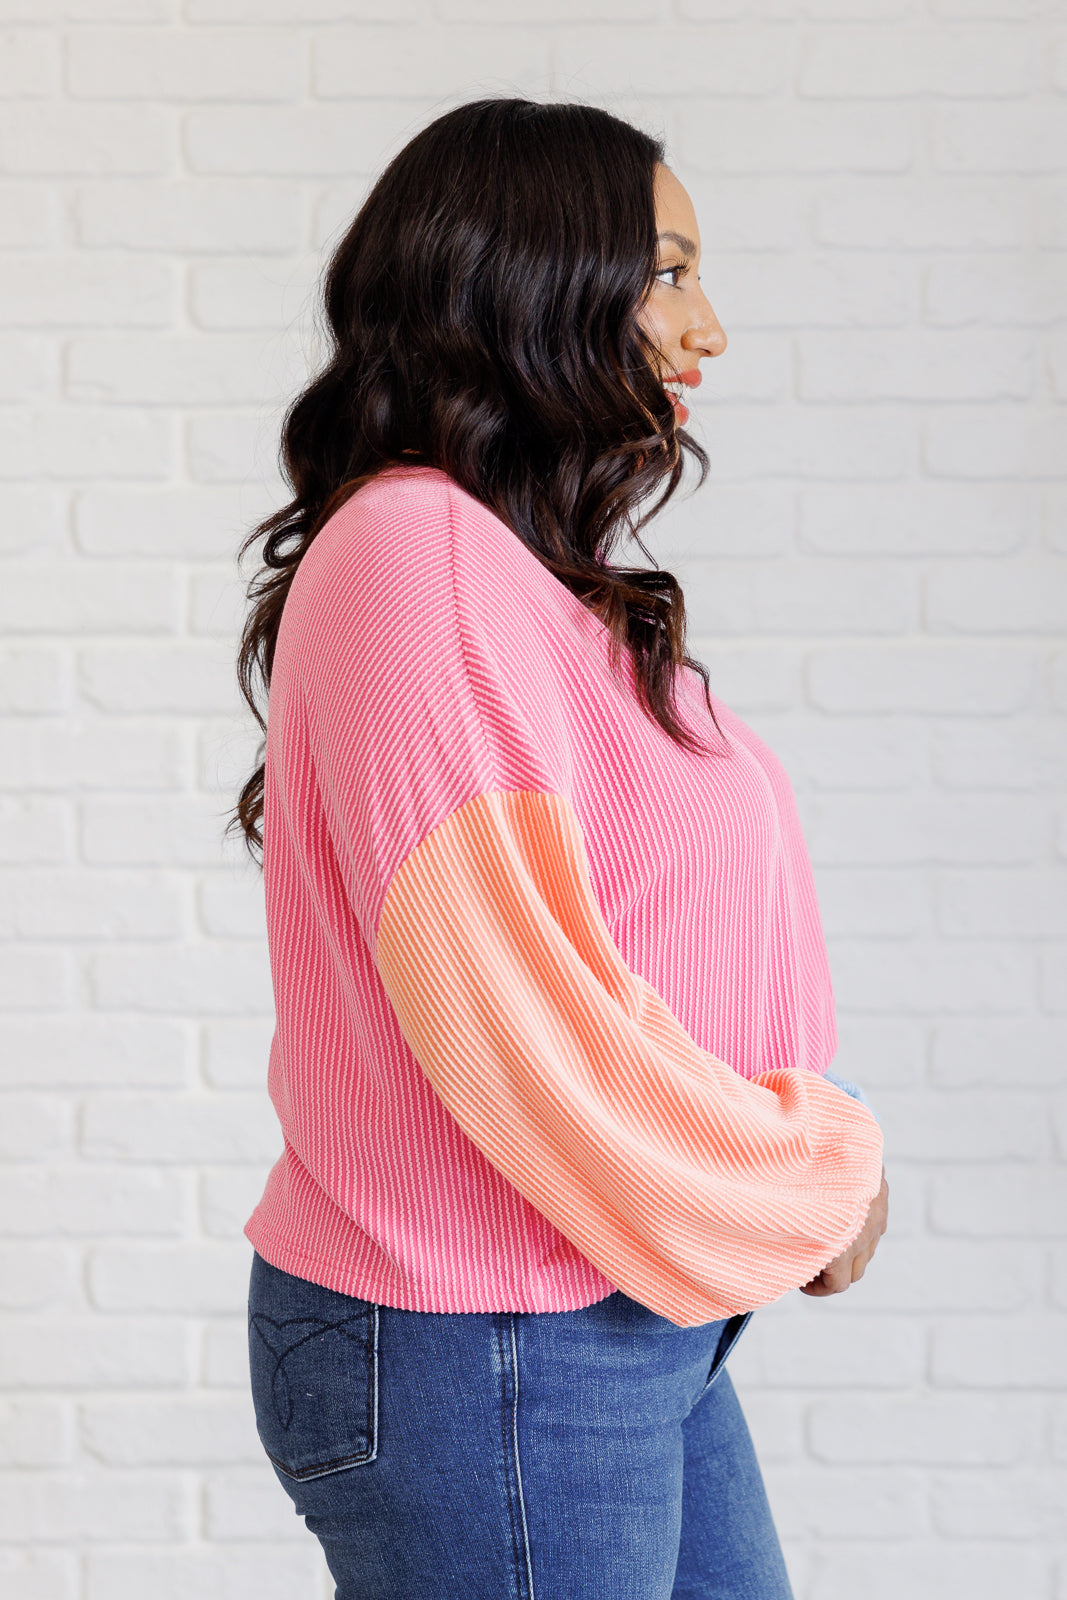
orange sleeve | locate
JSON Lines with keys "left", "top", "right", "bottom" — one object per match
{"left": 375, "top": 787, "right": 884, "bottom": 1329}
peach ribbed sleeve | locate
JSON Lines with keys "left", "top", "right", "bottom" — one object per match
{"left": 376, "top": 786, "right": 883, "bottom": 1329}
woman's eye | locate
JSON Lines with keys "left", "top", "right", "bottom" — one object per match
{"left": 656, "top": 262, "right": 688, "bottom": 287}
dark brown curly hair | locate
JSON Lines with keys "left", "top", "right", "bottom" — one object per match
{"left": 228, "top": 96, "right": 722, "bottom": 862}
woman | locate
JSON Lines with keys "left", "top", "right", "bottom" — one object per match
{"left": 230, "top": 97, "right": 888, "bottom": 1600}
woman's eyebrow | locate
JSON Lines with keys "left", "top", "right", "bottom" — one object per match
{"left": 657, "top": 230, "right": 698, "bottom": 256}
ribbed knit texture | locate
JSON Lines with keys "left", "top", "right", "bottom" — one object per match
{"left": 245, "top": 464, "right": 883, "bottom": 1328}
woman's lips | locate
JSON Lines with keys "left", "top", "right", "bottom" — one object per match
{"left": 664, "top": 368, "right": 700, "bottom": 427}
{"left": 666, "top": 390, "right": 690, "bottom": 425}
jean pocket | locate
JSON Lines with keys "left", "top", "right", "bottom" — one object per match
{"left": 700, "top": 1310, "right": 753, "bottom": 1397}
{"left": 247, "top": 1253, "right": 379, "bottom": 1482}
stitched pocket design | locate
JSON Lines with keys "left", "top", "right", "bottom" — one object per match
{"left": 247, "top": 1259, "right": 379, "bottom": 1482}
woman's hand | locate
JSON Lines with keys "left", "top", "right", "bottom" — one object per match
{"left": 799, "top": 1167, "right": 889, "bottom": 1297}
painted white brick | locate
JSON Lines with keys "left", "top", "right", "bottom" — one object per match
{"left": 80, "top": 1094, "right": 280, "bottom": 1165}
{"left": 0, "top": 870, "right": 182, "bottom": 939}
{"left": 0, "top": 0, "right": 176, "bottom": 14}
{"left": 690, "top": 642, "right": 801, "bottom": 712}
{"left": 798, "top": 330, "right": 1033, "bottom": 401}
{"left": 924, "top": 409, "right": 1067, "bottom": 480}
{"left": 0, "top": 1469, "right": 188, "bottom": 1541}
{"left": 73, "top": 483, "right": 281, "bottom": 560}
{"left": 762, "top": 0, "right": 925, "bottom": 14}
{"left": 441, "top": 0, "right": 663, "bottom": 15}
{"left": 7, "top": 406, "right": 174, "bottom": 481}
{"left": 0, "top": 1400, "right": 72, "bottom": 1466}
{"left": 0, "top": 564, "right": 176, "bottom": 635}
{"left": 0, "top": 1318, "right": 189, "bottom": 1388}
{"left": 0, "top": 31, "right": 56, "bottom": 97}
{"left": 0, "top": 180, "right": 53, "bottom": 247}
{"left": 0, "top": 1164, "right": 185, "bottom": 1236}
{"left": 799, "top": 27, "right": 1032, "bottom": 97}
{"left": 731, "top": 1312, "right": 924, "bottom": 1389}
{"left": 80, "top": 795, "right": 240, "bottom": 867}
{"left": 762, "top": 1463, "right": 926, "bottom": 1540}
{"left": 88, "top": 1241, "right": 250, "bottom": 1313}
{"left": 202, "top": 1467, "right": 304, "bottom": 1540}
{"left": 0, "top": 718, "right": 185, "bottom": 791}
{"left": 930, "top": 1163, "right": 1067, "bottom": 1237}
{"left": 0, "top": 337, "right": 53, "bottom": 404}
{"left": 926, "top": 559, "right": 1067, "bottom": 634}
{"left": 930, "top": 1019, "right": 1067, "bottom": 1088}
{"left": 189, "top": 567, "right": 247, "bottom": 637}
{"left": 806, "top": 644, "right": 1038, "bottom": 713}
{"left": 199, "top": 1166, "right": 266, "bottom": 1238}
{"left": 932, "top": 0, "right": 1060, "bottom": 15}
{"left": 1054, "top": 654, "right": 1067, "bottom": 713}
{"left": 702, "top": 406, "right": 916, "bottom": 481}
{"left": 0, "top": 1243, "right": 77, "bottom": 1311}
{"left": 85, "top": 1547, "right": 321, "bottom": 1600}
{"left": 0, "top": 1096, "right": 72, "bottom": 1162}
{"left": 0, "top": 946, "right": 69, "bottom": 1008}
{"left": 0, "top": 1015, "right": 187, "bottom": 1088}
{"left": 184, "top": 102, "right": 426, "bottom": 176}
{"left": 814, "top": 866, "right": 929, "bottom": 936}
{"left": 933, "top": 104, "right": 1067, "bottom": 172}
{"left": 0, "top": 1551, "right": 76, "bottom": 1600}
{"left": 550, "top": 26, "right": 785, "bottom": 95}
{"left": 314, "top": 24, "right": 551, "bottom": 97}
{"left": 76, "top": 179, "right": 302, "bottom": 254}
{"left": 186, "top": 0, "right": 427, "bottom": 15}
{"left": 742, "top": 712, "right": 927, "bottom": 792}
{"left": 79, "top": 643, "right": 241, "bottom": 714}
{"left": 931, "top": 719, "right": 1067, "bottom": 791}
{"left": 89, "top": 942, "right": 273, "bottom": 1013}
{"left": 926, "top": 255, "right": 1067, "bottom": 325}
{"left": 66, "top": 334, "right": 305, "bottom": 407}
{"left": 827, "top": 937, "right": 1033, "bottom": 1013}
{"left": 808, "top": 1393, "right": 1043, "bottom": 1464}
{"left": 0, "top": 647, "right": 68, "bottom": 712}
{"left": 66, "top": 28, "right": 299, "bottom": 101}
{"left": 201, "top": 1318, "right": 249, "bottom": 1388}
{"left": 185, "top": 411, "right": 286, "bottom": 486}
{"left": 0, "top": 798, "right": 70, "bottom": 864}
{"left": 196, "top": 870, "right": 266, "bottom": 939}
{"left": 200, "top": 1018, "right": 274, "bottom": 1090}
{"left": 798, "top": 483, "right": 1029, "bottom": 556}
{"left": 936, "top": 869, "right": 1067, "bottom": 938}
{"left": 873, "top": 1088, "right": 1045, "bottom": 1161}
{"left": 806, "top": 794, "right": 1044, "bottom": 864}
{"left": 197, "top": 718, "right": 264, "bottom": 802}
{"left": 931, "top": 1465, "right": 1067, "bottom": 1539}
{"left": 0, "top": 255, "right": 171, "bottom": 328}
{"left": 831, "top": 1015, "right": 926, "bottom": 1089}
{"left": 1044, "top": 946, "right": 1067, "bottom": 1012}
{"left": 708, "top": 252, "right": 912, "bottom": 329}
{"left": 931, "top": 1315, "right": 1067, "bottom": 1388}
{"left": 806, "top": 1543, "right": 1046, "bottom": 1600}
{"left": 680, "top": 557, "right": 917, "bottom": 636}
{"left": 677, "top": 101, "right": 913, "bottom": 172}
{"left": 840, "top": 1238, "right": 1038, "bottom": 1314}
{"left": 814, "top": 178, "right": 1031, "bottom": 251}
{"left": 0, "top": 105, "right": 170, "bottom": 174}
{"left": 79, "top": 1395, "right": 263, "bottom": 1466}
{"left": 187, "top": 255, "right": 321, "bottom": 331}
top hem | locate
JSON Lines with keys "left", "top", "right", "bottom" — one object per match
{"left": 244, "top": 1216, "right": 622, "bottom": 1318}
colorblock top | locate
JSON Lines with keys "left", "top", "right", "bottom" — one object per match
{"left": 244, "top": 463, "right": 883, "bottom": 1329}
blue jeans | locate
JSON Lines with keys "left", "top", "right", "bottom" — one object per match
{"left": 247, "top": 1252, "right": 794, "bottom": 1599}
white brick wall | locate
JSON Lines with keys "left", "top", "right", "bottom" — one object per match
{"left": 2, "top": 3, "right": 1064, "bottom": 1597}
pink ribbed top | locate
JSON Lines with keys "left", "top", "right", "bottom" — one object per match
{"left": 245, "top": 464, "right": 883, "bottom": 1328}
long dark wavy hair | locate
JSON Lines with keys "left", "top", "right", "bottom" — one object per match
{"left": 229, "top": 96, "right": 724, "bottom": 863}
